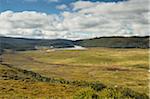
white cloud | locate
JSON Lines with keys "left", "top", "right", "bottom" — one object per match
{"left": 56, "top": 4, "right": 68, "bottom": 10}
{"left": 0, "top": 0, "right": 149, "bottom": 40}
{"left": 0, "top": 11, "right": 62, "bottom": 39}
{"left": 71, "top": 1, "right": 99, "bottom": 11}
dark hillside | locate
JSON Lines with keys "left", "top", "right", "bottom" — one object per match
{"left": 0, "top": 36, "right": 149, "bottom": 54}
{"left": 75, "top": 36, "right": 149, "bottom": 48}
{"left": 0, "top": 36, "right": 74, "bottom": 52}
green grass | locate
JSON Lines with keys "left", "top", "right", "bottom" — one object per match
{"left": 1, "top": 48, "right": 149, "bottom": 97}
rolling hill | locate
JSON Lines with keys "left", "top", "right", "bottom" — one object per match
{"left": 75, "top": 36, "right": 149, "bottom": 48}
{"left": 0, "top": 36, "right": 74, "bottom": 53}
{"left": 0, "top": 36, "right": 149, "bottom": 55}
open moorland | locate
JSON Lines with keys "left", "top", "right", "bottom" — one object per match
{"left": 0, "top": 48, "right": 149, "bottom": 98}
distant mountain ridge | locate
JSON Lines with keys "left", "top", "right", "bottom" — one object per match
{"left": 74, "top": 36, "right": 149, "bottom": 48}
{"left": 0, "top": 36, "right": 149, "bottom": 54}
{"left": 0, "top": 36, "right": 74, "bottom": 53}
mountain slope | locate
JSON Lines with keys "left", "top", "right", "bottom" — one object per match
{"left": 75, "top": 36, "right": 149, "bottom": 48}
{"left": 0, "top": 36, "right": 74, "bottom": 52}
{"left": 0, "top": 36, "right": 149, "bottom": 54}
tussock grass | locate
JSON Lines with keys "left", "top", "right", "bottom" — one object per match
{"left": 1, "top": 48, "right": 149, "bottom": 96}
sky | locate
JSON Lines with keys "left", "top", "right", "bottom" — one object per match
{"left": 0, "top": 0, "right": 149, "bottom": 40}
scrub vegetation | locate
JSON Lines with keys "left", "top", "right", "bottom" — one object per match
{"left": 0, "top": 48, "right": 149, "bottom": 98}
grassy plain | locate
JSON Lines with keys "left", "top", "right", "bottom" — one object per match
{"left": 0, "top": 64, "right": 85, "bottom": 98}
{"left": 1, "top": 48, "right": 149, "bottom": 98}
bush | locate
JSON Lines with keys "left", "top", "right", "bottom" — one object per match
{"left": 121, "top": 88, "right": 149, "bottom": 99}
{"left": 70, "top": 80, "right": 106, "bottom": 91}
{"left": 73, "top": 88, "right": 98, "bottom": 99}
{"left": 98, "top": 87, "right": 149, "bottom": 99}
{"left": 98, "top": 87, "right": 126, "bottom": 98}
{"left": 89, "top": 82, "right": 106, "bottom": 91}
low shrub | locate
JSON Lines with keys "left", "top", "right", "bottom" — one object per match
{"left": 73, "top": 88, "right": 98, "bottom": 99}
{"left": 73, "top": 87, "right": 149, "bottom": 99}
{"left": 98, "top": 87, "right": 149, "bottom": 99}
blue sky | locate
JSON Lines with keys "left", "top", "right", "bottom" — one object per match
{"left": 0, "top": 0, "right": 148, "bottom": 40}
{"left": 0, "top": 0, "right": 127, "bottom": 14}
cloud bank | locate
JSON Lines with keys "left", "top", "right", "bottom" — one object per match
{"left": 0, "top": 0, "right": 149, "bottom": 40}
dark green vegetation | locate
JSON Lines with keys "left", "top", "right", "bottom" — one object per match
{"left": 0, "top": 36, "right": 74, "bottom": 52}
{"left": 74, "top": 87, "right": 148, "bottom": 99}
{"left": 0, "top": 36, "right": 149, "bottom": 55}
{"left": 0, "top": 48, "right": 149, "bottom": 98}
{"left": 75, "top": 36, "right": 149, "bottom": 48}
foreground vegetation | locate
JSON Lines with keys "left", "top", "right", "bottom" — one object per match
{"left": 0, "top": 63, "right": 148, "bottom": 98}
{"left": 1, "top": 48, "right": 149, "bottom": 98}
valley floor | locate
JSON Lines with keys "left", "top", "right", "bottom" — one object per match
{"left": 0, "top": 48, "right": 149, "bottom": 98}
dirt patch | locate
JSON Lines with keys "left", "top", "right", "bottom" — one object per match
{"left": 104, "top": 66, "right": 130, "bottom": 71}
